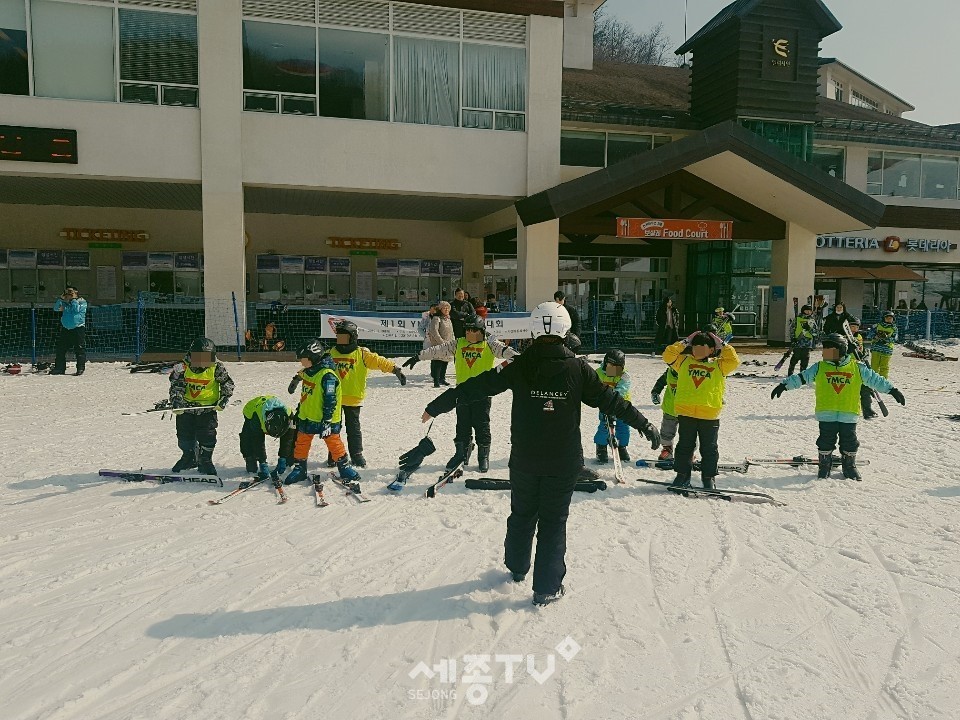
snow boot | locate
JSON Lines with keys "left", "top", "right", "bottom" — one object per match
{"left": 446, "top": 441, "right": 474, "bottom": 470}
{"left": 337, "top": 456, "right": 361, "bottom": 482}
{"left": 670, "top": 472, "right": 691, "bottom": 488}
{"left": 658, "top": 446, "right": 674, "bottom": 462}
{"left": 618, "top": 446, "right": 630, "bottom": 462}
{"left": 172, "top": 450, "right": 198, "bottom": 473}
{"left": 325, "top": 452, "right": 336, "bottom": 468}
{"left": 244, "top": 457, "right": 258, "bottom": 473}
{"left": 596, "top": 444, "right": 609, "bottom": 464}
{"left": 532, "top": 585, "right": 565, "bottom": 606}
{"left": 817, "top": 452, "right": 833, "bottom": 479}
{"left": 197, "top": 446, "right": 217, "bottom": 476}
{"left": 350, "top": 452, "right": 367, "bottom": 468}
{"left": 841, "top": 452, "right": 862, "bottom": 481}
{"left": 510, "top": 571, "right": 526, "bottom": 583}
{"left": 283, "top": 460, "right": 308, "bottom": 485}
{"left": 578, "top": 466, "right": 600, "bottom": 481}
{"left": 478, "top": 445, "right": 491, "bottom": 473}
{"left": 701, "top": 476, "right": 716, "bottom": 490}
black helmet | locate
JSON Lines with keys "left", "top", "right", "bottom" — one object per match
{"left": 693, "top": 331, "right": 717, "bottom": 348}
{"left": 297, "top": 338, "right": 326, "bottom": 365}
{"left": 821, "top": 333, "right": 848, "bottom": 356}
{"left": 334, "top": 320, "right": 358, "bottom": 342}
{"left": 603, "top": 349, "right": 626, "bottom": 367}
{"left": 882, "top": 309, "right": 895, "bottom": 319}
{"left": 848, "top": 316, "right": 861, "bottom": 326}
{"left": 264, "top": 407, "right": 291, "bottom": 438}
{"left": 801, "top": 304, "right": 813, "bottom": 313}
{"left": 464, "top": 316, "right": 486, "bottom": 334}
{"left": 187, "top": 337, "right": 217, "bottom": 365}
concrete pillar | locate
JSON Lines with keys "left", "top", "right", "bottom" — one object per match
{"left": 768, "top": 222, "right": 816, "bottom": 345}
{"left": 844, "top": 145, "right": 869, "bottom": 193}
{"left": 838, "top": 279, "right": 864, "bottom": 319}
{"left": 198, "top": 0, "right": 245, "bottom": 346}
{"left": 517, "top": 14, "right": 563, "bottom": 312}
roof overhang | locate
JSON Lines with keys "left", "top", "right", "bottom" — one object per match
{"left": 516, "top": 120, "right": 885, "bottom": 235}
{"left": 817, "top": 264, "right": 927, "bottom": 281}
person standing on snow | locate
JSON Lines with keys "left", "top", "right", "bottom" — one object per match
{"left": 822, "top": 302, "right": 853, "bottom": 336}
{"left": 593, "top": 349, "right": 633, "bottom": 463}
{"left": 51, "top": 286, "right": 87, "bottom": 375}
{"left": 771, "top": 333, "right": 905, "bottom": 480}
{"left": 788, "top": 304, "right": 817, "bottom": 376}
{"left": 867, "top": 310, "right": 898, "bottom": 379}
{"left": 419, "top": 302, "right": 661, "bottom": 606}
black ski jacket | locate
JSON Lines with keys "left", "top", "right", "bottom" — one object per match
{"left": 425, "top": 341, "right": 650, "bottom": 476}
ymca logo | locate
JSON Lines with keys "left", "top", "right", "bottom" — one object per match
{"left": 688, "top": 364, "right": 713, "bottom": 389}
{"left": 186, "top": 378, "right": 209, "bottom": 400}
{"left": 460, "top": 347, "right": 484, "bottom": 369}
{"left": 825, "top": 371, "right": 852, "bottom": 394}
{"left": 301, "top": 378, "right": 316, "bottom": 398}
{"left": 335, "top": 358, "right": 355, "bottom": 379}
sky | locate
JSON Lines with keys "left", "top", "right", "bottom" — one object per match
{"left": 600, "top": 0, "right": 959, "bottom": 126}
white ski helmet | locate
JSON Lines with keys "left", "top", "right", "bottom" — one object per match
{"left": 530, "top": 302, "right": 572, "bottom": 339}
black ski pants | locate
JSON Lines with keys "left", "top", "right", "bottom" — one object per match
{"left": 504, "top": 468, "right": 579, "bottom": 595}
{"left": 817, "top": 421, "right": 859, "bottom": 454}
{"left": 340, "top": 405, "right": 363, "bottom": 457}
{"left": 176, "top": 409, "right": 218, "bottom": 454}
{"left": 674, "top": 416, "right": 720, "bottom": 480}
{"left": 788, "top": 348, "right": 810, "bottom": 376}
{"left": 54, "top": 326, "right": 86, "bottom": 373}
{"left": 430, "top": 360, "right": 449, "bottom": 386}
{"left": 860, "top": 386, "right": 875, "bottom": 416}
{"left": 455, "top": 397, "right": 492, "bottom": 447}
{"left": 239, "top": 417, "right": 296, "bottom": 463}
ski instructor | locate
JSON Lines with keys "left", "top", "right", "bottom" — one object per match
{"left": 420, "top": 301, "right": 661, "bottom": 606}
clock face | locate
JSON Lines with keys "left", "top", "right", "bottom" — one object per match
{"left": 0, "top": 126, "right": 78, "bottom": 164}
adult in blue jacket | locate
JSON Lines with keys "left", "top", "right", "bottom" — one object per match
{"left": 52, "top": 286, "right": 87, "bottom": 375}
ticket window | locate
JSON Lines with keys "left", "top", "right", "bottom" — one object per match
{"left": 176, "top": 272, "right": 202, "bottom": 297}
{"left": 66, "top": 270, "right": 93, "bottom": 299}
{"left": 11, "top": 269, "right": 37, "bottom": 302}
{"left": 123, "top": 270, "right": 150, "bottom": 301}
{"left": 0, "top": 270, "right": 10, "bottom": 300}
{"left": 38, "top": 269, "right": 65, "bottom": 302}
{"left": 398, "top": 276, "right": 418, "bottom": 304}
{"left": 328, "top": 274, "right": 350, "bottom": 301}
{"left": 305, "top": 275, "right": 327, "bottom": 302}
{"left": 420, "top": 277, "right": 441, "bottom": 303}
{"left": 377, "top": 277, "right": 397, "bottom": 302}
{"left": 149, "top": 271, "right": 175, "bottom": 295}
{"left": 258, "top": 273, "right": 281, "bottom": 301}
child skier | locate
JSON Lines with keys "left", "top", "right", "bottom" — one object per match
{"left": 650, "top": 366, "right": 681, "bottom": 462}
{"left": 169, "top": 338, "right": 235, "bottom": 475}
{"left": 788, "top": 304, "right": 817, "bottom": 376}
{"left": 846, "top": 317, "right": 876, "bottom": 420}
{"left": 327, "top": 320, "right": 407, "bottom": 468}
{"left": 594, "top": 349, "right": 632, "bottom": 463}
{"left": 868, "top": 310, "right": 898, "bottom": 378}
{"left": 239, "top": 395, "right": 297, "bottom": 480}
{"left": 283, "top": 339, "right": 359, "bottom": 485}
{"left": 770, "top": 333, "right": 905, "bottom": 480}
{"left": 662, "top": 330, "right": 740, "bottom": 489}
{"left": 710, "top": 307, "right": 734, "bottom": 343}
{"left": 403, "top": 317, "right": 517, "bottom": 473}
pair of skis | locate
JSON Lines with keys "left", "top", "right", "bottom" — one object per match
{"left": 635, "top": 478, "right": 785, "bottom": 506}
{"left": 207, "top": 473, "right": 367, "bottom": 506}
{"left": 100, "top": 469, "right": 223, "bottom": 487}
{"left": 841, "top": 319, "right": 889, "bottom": 417}
{"left": 635, "top": 455, "right": 872, "bottom": 473}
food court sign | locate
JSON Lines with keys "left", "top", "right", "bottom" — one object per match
{"left": 617, "top": 218, "right": 733, "bottom": 240}
{"left": 817, "top": 235, "right": 955, "bottom": 253}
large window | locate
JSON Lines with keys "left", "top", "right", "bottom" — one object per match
{"left": 0, "top": 0, "right": 28, "bottom": 95}
{"left": 393, "top": 37, "right": 459, "bottom": 127}
{"left": 462, "top": 43, "right": 526, "bottom": 131}
{"left": 867, "top": 151, "right": 959, "bottom": 199}
{"left": 31, "top": 0, "right": 115, "bottom": 101}
{"left": 317, "top": 29, "right": 388, "bottom": 121}
{"left": 810, "top": 146, "right": 845, "bottom": 180}
{"left": 561, "top": 130, "right": 672, "bottom": 167}
{"left": 119, "top": 9, "right": 198, "bottom": 107}
{"left": 243, "top": 20, "right": 316, "bottom": 102}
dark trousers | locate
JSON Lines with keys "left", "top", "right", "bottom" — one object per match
{"left": 54, "top": 326, "right": 86, "bottom": 373}
{"left": 817, "top": 421, "right": 859, "bottom": 454}
{"left": 674, "top": 416, "right": 720, "bottom": 480}
{"left": 860, "top": 386, "right": 875, "bottom": 415}
{"left": 341, "top": 405, "right": 363, "bottom": 457}
{"left": 176, "top": 409, "right": 218, "bottom": 454}
{"left": 239, "top": 416, "right": 268, "bottom": 462}
{"left": 454, "top": 397, "right": 492, "bottom": 446}
{"left": 788, "top": 348, "right": 811, "bottom": 376}
{"left": 504, "top": 468, "right": 579, "bottom": 594}
{"left": 430, "top": 360, "right": 448, "bottom": 385}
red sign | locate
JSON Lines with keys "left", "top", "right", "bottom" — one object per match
{"left": 617, "top": 218, "right": 733, "bottom": 240}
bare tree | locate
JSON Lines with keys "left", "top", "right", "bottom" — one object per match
{"left": 593, "top": 9, "right": 672, "bottom": 66}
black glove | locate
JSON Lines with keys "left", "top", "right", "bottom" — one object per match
{"left": 399, "top": 436, "right": 437, "bottom": 473}
{"left": 651, "top": 391, "right": 661, "bottom": 406}
{"left": 889, "top": 387, "right": 906, "bottom": 405}
{"left": 288, "top": 374, "right": 301, "bottom": 394}
{"left": 771, "top": 383, "right": 786, "bottom": 400}
{"left": 401, "top": 357, "right": 419, "bottom": 370}
{"left": 637, "top": 421, "right": 661, "bottom": 450}
{"left": 394, "top": 368, "right": 407, "bottom": 386}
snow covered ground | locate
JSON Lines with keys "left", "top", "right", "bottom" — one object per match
{"left": 2, "top": 350, "right": 959, "bottom": 720}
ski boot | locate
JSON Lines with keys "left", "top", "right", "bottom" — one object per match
{"left": 337, "top": 456, "right": 361, "bottom": 482}
{"left": 325, "top": 452, "right": 336, "bottom": 468}
{"left": 244, "top": 457, "right": 258, "bottom": 473}
{"left": 283, "top": 460, "right": 308, "bottom": 485}
{"left": 446, "top": 441, "right": 474, "bottom": 471}
{"left": 578, "top": 466, "right": 600, "bottom": 481}
{"left": 618, "top": 446, "right": 630, "bottom": 462}
{"left": 532, "top": 585, "right": 565, "bottom": 606}
{"left": 701, "top": 476, "right": 716, "bottom": 490}
{"left": 172, "top": 450, "right": 198, "bottom": 473}
{"left": 510, "top": 571, "right": 526, "bottom": 583}
{"left": 596, "top": 444, "right": 609, "bottom": 464}
{"left": 841, "top": 452, "right": 862, "bottom": 481}
{"left": 817, "top": 452, "right": 833, "bottom": 479}
{"left": 670, "top": 471, "right": 691, "bottom": 489}
{"left": 657, "top": 446, "right": 674, "bottom": 462}
{"left": 350, "top": 452, "right": 367, "bottom": 469}
{"left": 196, "top": 446, "right": 217, "bottom": 476}
{"left": 478, "top": 445, "right": 491, "bottom": 473}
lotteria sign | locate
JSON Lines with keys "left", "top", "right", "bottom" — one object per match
{"left": 817, "top": 235, "right": 954, "bottom": 253}
{"left": 617, "top": 218, "right": 733, "bottom": 240}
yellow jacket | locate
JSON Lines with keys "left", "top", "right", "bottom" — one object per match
{"left": 662, "top": 341, "right": 740, "bottom": 420}
{"left": 330, "top": 346, "right": 397, "bottom": 407}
